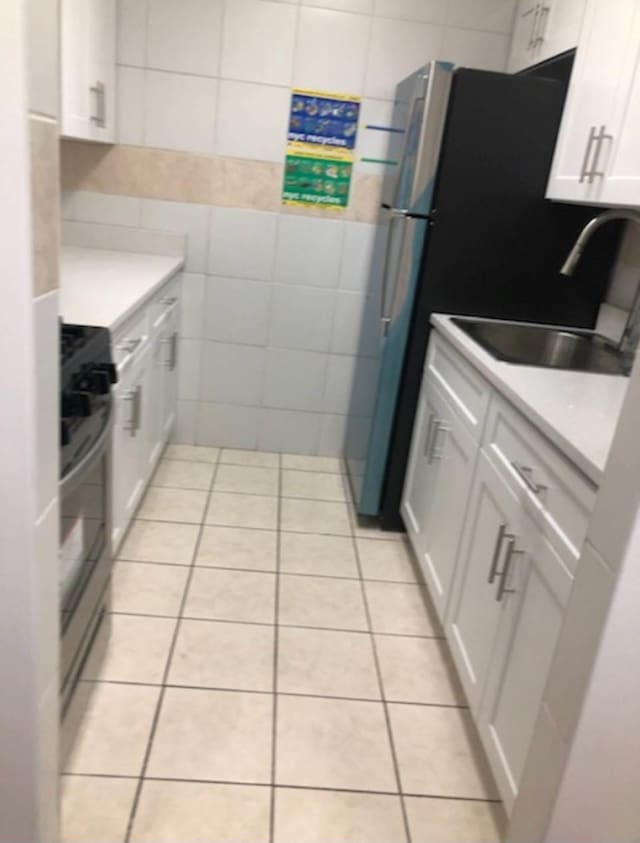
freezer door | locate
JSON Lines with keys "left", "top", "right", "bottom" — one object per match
{"left": 351, "top": 61, "right": 453, "bottom": 518}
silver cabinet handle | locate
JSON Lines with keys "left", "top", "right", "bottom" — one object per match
{"left": 511, "top": 461, "right": 547, "bottom": 495}
{"left": 588, "top": 125, "right": 613, "bottom": 184}
{"left": 118, "top": 337, "right": 142, "bottom": 355}
{"left": 122, "top": 388, "right": 137, "bottom": 434}
{"left": 488, "top": 523, "right": 507, "bottom": 584}
{"left": 496, "top": 536, "right": 523, "bottom": 601}
{"left": 90, "top": 81, "right": 106, "bottom": 128}
{"left": 423, "top": 413, "right": 436, "bottom": 457}
{"left": 579, "top": 126, "right": 598, "bottom": 184}
{"left": 160, "top": 296, "right": 179, "bottom": 308}
{"left": 170, "top": 331, "right": 178, "bottom": 372}
{"left": 133, "top": 384, "right": 142, "bottom": 435}
{"left": 534, "top": 4, "right": 550, "bottom": 46}
{"left": 528, "top": 3, "right": 541, "bottom": 48}
{"left": 428, "top": 420, "right": 451, "bottom": 463}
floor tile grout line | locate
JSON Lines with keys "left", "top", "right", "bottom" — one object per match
{"left": 106, "top": 610, "right": 447, "bottom": 640}
{"left": 77, "top": 677, "right": 470, "bottom": 709}
{"left": 123, "top": 449, "right": 223, "bottom": 843}
{"left": 341, "top": 472, "right": 412, "bottom": 843}
{"left": 62, "top": 771, "right": 503, "bottom": 803}
{"left": 268, "top": 452, "right": 283, "bottom": 843}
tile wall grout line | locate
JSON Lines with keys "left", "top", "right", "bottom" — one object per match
{"left": 123, "top": 447, "right": 223, "bottom": 843}
{"left": 268, "top": 451, "right": 283, "bottom": 843}
{"left": 341, "top": 472, "right": 412, "bottom": 843}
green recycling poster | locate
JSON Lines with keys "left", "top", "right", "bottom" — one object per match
{"left": 283, "top": 153, "right": 353, "bottom": 209}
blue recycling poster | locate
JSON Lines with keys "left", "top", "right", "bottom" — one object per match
{"left": 287, "top": 89, "right": 361, "bottom": 152}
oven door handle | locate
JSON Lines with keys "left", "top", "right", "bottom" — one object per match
{"left": 59, "top": 396, "right": 114, "bottom": 496}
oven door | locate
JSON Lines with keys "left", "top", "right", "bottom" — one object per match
{"left": 59, "top": 398, "right": 114, "bottom": 707}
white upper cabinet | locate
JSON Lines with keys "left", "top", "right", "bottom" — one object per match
{"left": 546, "top": 0, "right": 640, "bottom": 206}
{"left": 507, "top": 0, "right": 585, "bottom": 74}
{"left": 61, "top": 0, "right": 116, "bottom": 142}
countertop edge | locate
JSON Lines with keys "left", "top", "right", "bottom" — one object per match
{"left": 107, "top": 257, "right": 184, "bottom": 334}
{"left": 430, "top": 313, "right": 624, "bottom": 487}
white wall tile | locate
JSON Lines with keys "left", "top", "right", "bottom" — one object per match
{"left": 302, "top": 0, "right": 372, "bottom": 11}
{"left": 116, "top": 65, "right": 145, "bottom": 146}
{"left": 209, "top": 208, "right": 278, "bottom": 280}
{"left": 275, "top": 215, "right": 344, "bottom": 288}
{"left": 147, "top": 0, "right": 223, "bottom": 77}
{"left": 339, "top": 221, "right": 383, "bottom": 295}
{"left": 323, "top": 353, "right": 378, "bottom": 415}
{"left": 144, "top": 70, "right": 217, "bottom": 154}
{"left": 141, "top": 199, "right": 210, "bottom": 272}
{"left": 258, "top": 408, "right": 322, "bottom": 454}
{"left": 318, "top": 413, "right": 348, "bottom": 456}
{"left": 196, "top": 402, "right": 260, "bottom": 449}
{"left": 293, "top": 7, "right": 372, "bottom": 93}
{"left": 374, "top": 0, "right": 447, "bottom": 23}
{"left": 330, "top": 292, "right": 379, "bottom": 357}
{"left": 199, "top": 342, "right": 265, "bottom": 405}
{"left": 263, "top": 348, "right": 328, "bottom": 411}
{"left": 221, "top": 0, "right": 298, "bottom": 86}
{"left": 177, "top": 338, "right": 202, "bottom": 401}
{"left": 61, "top": 191, "right": 142, "bottom": 227}
{"left": 440, "top": 27, "right": 510, "bottom": 71}
{"left": 179, "top": 273, "right": 206, "bottom": 339}
{"left": 269, "top": 285, "right": 335, "bottom": 352}
{"left": 173, "top": 400, "right": 198, "bottom": 444}
{"left": 34, "top": 291, "right": 58, "bottom": 517}
{"left": 117, "top": 0, "right": 148, "bottom": 66}
{"left": 204, "top": 276, "right": 272, "bottom": 345}
{"left": 216, "top": 81, "right": 290, "bottom": 163}
{"left": 365, "top": 17, "right": 444, "bottom": 100}
{"left": 446, "top": 0, "right": 517, "bottom": 34}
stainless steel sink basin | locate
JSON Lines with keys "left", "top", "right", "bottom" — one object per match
{"left": 451, "top": 318, "right": 627, "bottom": 375}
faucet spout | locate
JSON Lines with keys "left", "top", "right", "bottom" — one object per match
{"left": 560, "top": 209, "right": 640, "bottom": 276}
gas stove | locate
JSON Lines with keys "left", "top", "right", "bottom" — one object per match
{"left": 60, "top": 322, "right": 117, "bottom": 479}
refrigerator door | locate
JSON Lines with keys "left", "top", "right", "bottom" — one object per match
{"left": 348, "top": 60, "right": 453, "bottom": 517}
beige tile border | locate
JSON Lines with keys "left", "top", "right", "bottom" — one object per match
{"left": 60, "top": 141, "right": 382, "bottom": 223}
{"left": 30, "top": 115, "right": 60, "bottom": 296}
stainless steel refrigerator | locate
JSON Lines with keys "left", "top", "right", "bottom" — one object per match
{"left": 345, "top": 58, "right": 619, "bottom": 529}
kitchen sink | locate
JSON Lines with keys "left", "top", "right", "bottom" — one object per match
{"left": 451, "top": 318, "right": 627, "bottom": 375}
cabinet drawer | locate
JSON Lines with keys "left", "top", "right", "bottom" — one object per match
{"left": 483, "top": 395, "right": 596, "bottom": 567}
{"left": 426, "top": 332, "right": 491, "bottom": 442}
{"left": 113, "top": 309, "right": 149, "bottom": 373}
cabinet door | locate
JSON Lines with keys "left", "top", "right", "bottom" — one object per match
{"left": 146, "top": 298, "right": 180, "bottom": 476}
{"left": 60, "top": 0, "right": 91, "bottom": 138}
{"left": 446, "top": 452, "right": 520, "bottom": 711}
{"left": 546, "top": 0, "right": 640, "bottom": 204}
{"left": 88, "top": 0, "right": 116, "bottom": 142}
{"left": 477, "top": 511, "right": 573, "bottom": 813}
{"left": 402, "top": 377, "right": 478, "bottom": 622}
{"left": 111, "top": 344, "right": 150, "bottom": 553}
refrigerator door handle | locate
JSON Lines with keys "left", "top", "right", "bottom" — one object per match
{"left": 381, "top": 203, "right": 432, "bottom": 221}
{"left": 389, "top": 215, "right": 419, "bottom": 327}
{"left": 379, "top": 215, "right": 402, "bottom": 330}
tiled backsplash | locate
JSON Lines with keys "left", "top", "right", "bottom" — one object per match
{"left": 62, "top": 0, "right": 519, "bottom": 454}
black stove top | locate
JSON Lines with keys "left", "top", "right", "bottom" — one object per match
{"left": 60, "top": 322, "right": 117, "bottom": 479}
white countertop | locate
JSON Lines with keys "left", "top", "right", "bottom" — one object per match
{"left": 432, "top": 314, "right": 629, "bottom": 485}
{"left": 59, "top": 246, "right": 184, "bottom": 332}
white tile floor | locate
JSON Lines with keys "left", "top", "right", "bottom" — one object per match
{"left": 61, "top": 447, "right": 505, "bottom": 843}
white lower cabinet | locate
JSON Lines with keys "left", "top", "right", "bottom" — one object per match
{"left": 401, "top": 329, "right": 593, "bottom": 814}
{"left": 110, "top": 275, "right": 181, "bottom": 552}
{"left": 402, "top": 375, "right": 478, "bottom": 622}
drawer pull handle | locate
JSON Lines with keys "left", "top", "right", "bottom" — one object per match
{"left": 423, "top": 413, "right": 436, "bottom": 457}
{"left": 496, "top": 537, "right": 523, "bottom": 602}
{"left": 160, "top": 296, "right": 179, "bottom": 307}
{"left": 118, "top": 337, "right": 142, "bottom": 354}
{"left": 429, "top": 421, "right": 451, "bottom": 463}
{"left": 488, "top": 523, "right": 507, "bottom": 584}
{"left": 512, "top": 462, "right": 547, "bottom": 495}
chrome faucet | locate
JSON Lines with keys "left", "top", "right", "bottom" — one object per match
{"left": 560, "top": 209, "right": 640, "bottom": 373}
